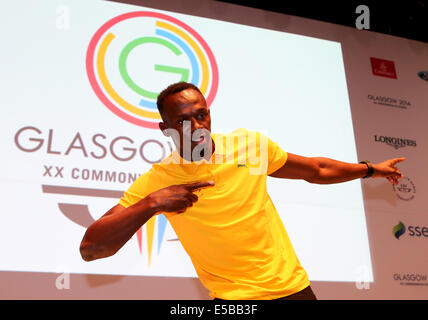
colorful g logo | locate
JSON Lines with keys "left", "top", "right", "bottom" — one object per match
{"left": 86, "top": 11, "right": 219, "bottom": 129}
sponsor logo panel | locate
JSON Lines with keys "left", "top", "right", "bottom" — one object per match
{"left": 393, "top": 177, "right": 416, "bottom": 201}
{"left": 373, "top": 135, "right": 416, "bottom": 149}
{"left": 417, "top": 71, "right": 428, "bottom": 81}
{"left": 370, "top": 57, "right": 397, "bottom": 79}
{"left": 367, "top": 94, "right": 411, "bottom": 109}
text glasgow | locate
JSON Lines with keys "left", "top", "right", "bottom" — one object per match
{"left": 14, "top": 126, "right": 172, "bottom": 164}
{"left": 393, "top": 274, "right": 427, "bottom": 282}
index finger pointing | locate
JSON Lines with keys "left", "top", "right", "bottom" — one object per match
{"left": 391, "top": 157, "right": 406, "bottom": 165}
{"left": 185, "top": 181, "right": 215, "bottom": 191}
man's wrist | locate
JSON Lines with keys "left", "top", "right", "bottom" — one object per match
{"left": 359, "top": 160, "right": 374, "bottom": 178}
{"left": 139, "top": 195, "right": 163, "bottom": 216}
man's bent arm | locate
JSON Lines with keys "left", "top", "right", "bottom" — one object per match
{"left": 80, "top": 198, "right": 159, "bottom": 262}
{"left": 79, "top": 181, "right": 213, "bottom": 261}
{"left": 269, "top": 153, "right": 405, "bottom": 184}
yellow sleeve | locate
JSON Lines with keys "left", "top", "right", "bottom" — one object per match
{"left": 266, "top": 134, "right": 288, "bottom": 175}
{"left": 243, "top": 129, "right": 288, "bottom": 176}
{"left": 119, "top": 168, "right": 157, "bottom": 209}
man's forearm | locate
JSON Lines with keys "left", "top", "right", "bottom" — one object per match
{"left": 80, "top": 197, "right": 159, "bottom": 261}
{"left": 310, "top": 157, "right": 368, "bottom": 184}
{"left": 269, "top": 153, "right": 404, "bottom": 185}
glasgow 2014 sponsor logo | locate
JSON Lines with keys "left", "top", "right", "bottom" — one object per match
{"left": 370, "top": 57, "right": 397, "bottom": 79}
{"left": 393, "top": 176, "right": 416, "bottom": 201}
{"left": 393, "top": 273, "right": 428, "bottom": 286}
{"left": 417, "top": 71, "right": 428, "bottom": 81}
{"left": 367, "top": 94, "right": 411, "bottom": 109}
{"left": 374, "top": 135, "right": 416, "bottom": 149}
{"left": 393, "top": 221, "right": 428, "bottom": 240}
{"left": 393, "top": 221, "right": 406, "bottom": 239}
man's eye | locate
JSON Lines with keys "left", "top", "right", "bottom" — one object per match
{"left": 197, "top": 113, "right": 206, "bottom": 119}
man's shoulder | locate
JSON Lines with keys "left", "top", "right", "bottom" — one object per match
{"left": 128, "top": 163, "right": 174, "bottom": 191}
{"left": 215, "top": 128, "right": 262, "bottom": 139}
{"left": 219, "top": 128, "right": 269, "bottom": 144}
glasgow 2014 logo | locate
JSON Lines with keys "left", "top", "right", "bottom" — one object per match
{"left": 86, "top": 11, "right": 219, "bottom": 128}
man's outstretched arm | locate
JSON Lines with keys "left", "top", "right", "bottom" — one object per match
{"left": 268, "top": 153, "right": 405, "bottom": 185}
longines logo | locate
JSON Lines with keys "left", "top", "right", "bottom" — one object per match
{"left": 367, "top": 94, "right": 411, "bottom": 109}
{"left": 374, "top": 135, "right": 416, "bottom": 149}
{"left": 393, "top": 177, "right": 416, "bottom": 201}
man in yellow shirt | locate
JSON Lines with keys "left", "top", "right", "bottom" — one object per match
{"left": 80, "top": 82, "right": 405, "bottom": 300}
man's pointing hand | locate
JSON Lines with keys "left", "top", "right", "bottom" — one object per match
{"left": 373, "top": 157, "right": 406, "bottom": 185}
{"left": 147, "top": 181, "right": 215, "bottom": 213}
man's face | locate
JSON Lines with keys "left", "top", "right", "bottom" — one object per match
{"left": 159, "top": 88, "right": 213, "bottom": 161}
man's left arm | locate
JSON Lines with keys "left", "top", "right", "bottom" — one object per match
{"left": 268, "top": 153, "right": 405, "bottom": 185}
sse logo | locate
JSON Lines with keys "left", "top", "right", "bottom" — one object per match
{"left": 86, "top": 11, "right": 219, "bottom": 128}
{"left": 393, "top": 221, "right": 428, "bottom": 240}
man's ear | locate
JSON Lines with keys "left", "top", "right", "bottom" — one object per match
{"left": 159, "top": 122, "right": 170, "bottom": 137}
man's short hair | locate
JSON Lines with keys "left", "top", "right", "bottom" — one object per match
{"left": 156, "top": 82, "right": 203, "bottom": 115}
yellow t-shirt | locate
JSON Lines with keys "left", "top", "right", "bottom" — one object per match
{"left": 119, "top": 128, "right": 310, "bottom": 300}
